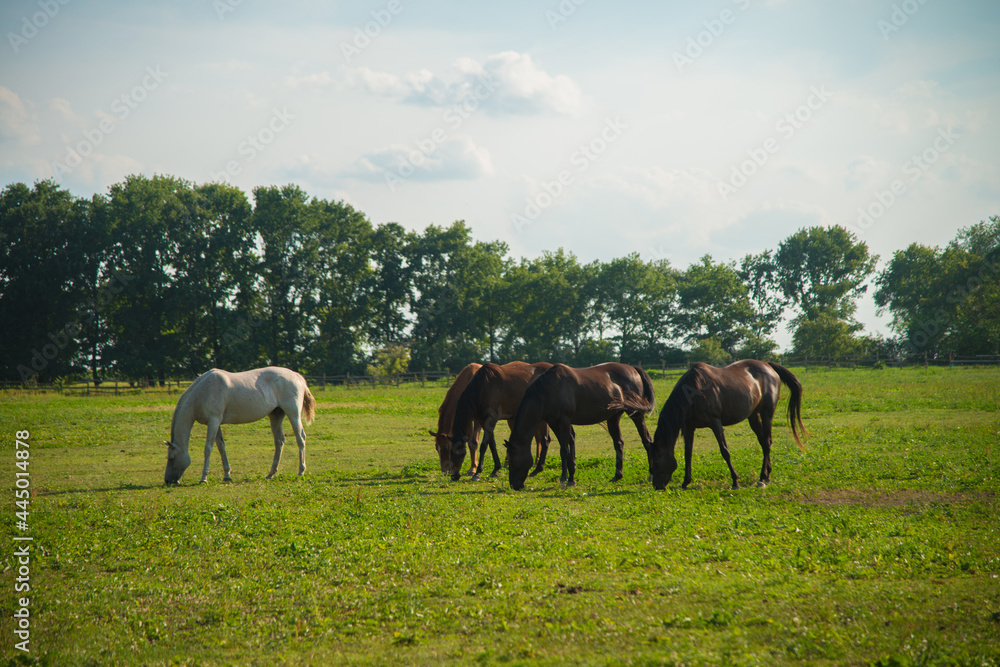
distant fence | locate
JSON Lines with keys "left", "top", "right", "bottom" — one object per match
{"left": 0, "top": 370, "right": 456, "bottom": 396}
{"left": 2, "top": 356, "right": 997, "bottom": 395}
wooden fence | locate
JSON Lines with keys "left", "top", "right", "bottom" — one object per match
{"left": 2, "top": 356, "right": 997, "bottom": 395}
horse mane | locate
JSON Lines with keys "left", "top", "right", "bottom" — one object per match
{"left": 453, "top": 363, "right": 503, "bottom": 439}
{"left": 660, "top": 364, "right": 709, "bottom": 426}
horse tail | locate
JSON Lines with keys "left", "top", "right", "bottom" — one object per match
{"left": 301, "top": 387, "right": 316, "bottom": 425}
{"left": 636, "top": 366, "right": 656, "bottom": 414}
{"left": 767, "top": 361, "right": 806, "bottom": 452}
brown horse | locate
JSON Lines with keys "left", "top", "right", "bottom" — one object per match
{"left": 449, "top": 361, "right": 553, "bottom": 481}
{"left": 506, "top": 362, "right": 656, "bottom": 490}
{"left": 430, "top": 363, "right": 483, "bottom": 475}
{"left": 644, "top": 360, "right": 805, "bottom": 490}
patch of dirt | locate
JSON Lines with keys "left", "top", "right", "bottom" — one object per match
{"left": 802, "top": 489, "right": 993, "bottom": 508}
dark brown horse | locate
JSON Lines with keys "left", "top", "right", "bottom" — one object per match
{"left": 506, "top": 363, "right": 656, "bottom": 490}
{"left": 644, "top": 360, "right": 805, "bottom": 490}
{"left": 450, "top": 361, "right": 553, "bottom": 481}
{"left": 430, "top": 363, "right": 483, "bottom": 475}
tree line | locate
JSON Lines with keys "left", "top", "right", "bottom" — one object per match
{"left": 1, "top": 175, "right": 997, "bottom": 383}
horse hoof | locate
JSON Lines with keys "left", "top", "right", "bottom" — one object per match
{"left": 471, "top": 474, "right": 481, "bottom": 482}
{"left": 755, "top": 480, "right": 768, "bottom": 488}
{"left": 223, "top": 476, "right": 232, "bottom": 483}
{"left": 610, "top": 474, "right": 623, "bottom": 482}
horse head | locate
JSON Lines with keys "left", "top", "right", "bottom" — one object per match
{"left": 449, "top": 435, "right": 468, "bottom": 481}
{"left": 163, "top": 440, "right": 191, "bottom": 485}
{"left": 505, "top": 437, "right": 533, "bottom": 491}
{"left": 645, "top": 427, "right": 677, "bottom": 491}
{"left": 429, "top": 429, "right": 453, "bottom": 473}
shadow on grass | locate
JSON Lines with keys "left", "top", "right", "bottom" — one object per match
{"left": 37, "top": 481, "right": 163, "bottom": 496}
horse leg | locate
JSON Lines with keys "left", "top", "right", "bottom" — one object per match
{"left": 629, "top": 411, "right": 654, "bottom": 482}
{"left": 468, "top": 423, "right": 482, "bottom": 477}
{"left": 530, "top": 425, "right": 550, "bottom": 477}
{"left": 487, "top": 419, "right": 503, "bottom": 479}
{"left": 710, "top": 420, "right": 740, "bottom": 490}
{"left": 472, "top": 419, "right": 496, "bottom": 481}
{"left": 201, "top": 418, "right": 221, "bottom": 483}
{"left": 553, "top": 421, "right": 576, "bottom": 488}
{"left": 607, "top": 414, "right": 625, "bottom": 482}
{"left": 748, "top": 412, "right": 773, "bottom": 487}
{"left": 266, "top": 412, "right": 285, "bottom": 479}
{"left": 216, "top": 427, "right": 232, "bottom": 482}
{"left": 681, "top": 425, "right": 695, "bottom": 489}
{"left": 287, "top": 411, "right": 307, "bottom": 476}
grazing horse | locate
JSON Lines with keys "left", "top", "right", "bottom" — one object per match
{"left": 163, "top": 367, "right": 316, "bottom": 484}
{"left": 429, "top": 363, "right": 484, "bottom": 476}
{"left": 644, "top": 360, "right": 805, "bottom": 490}
{"left": 449, "top": 361, "right": 553, "bottom": 481}
{"left": 506, "top": 363, "right": 656, "bottom": 490}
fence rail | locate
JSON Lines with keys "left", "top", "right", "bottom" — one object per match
{"left": 0, "top": 370, "right": 457, "bottom": 396}
{"left": 2, "top": 356, "right": 997, "bottom": 395}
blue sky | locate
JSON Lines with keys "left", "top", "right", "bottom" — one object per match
{"left": 3, "top": 0, "right": 999, "bottom": 345}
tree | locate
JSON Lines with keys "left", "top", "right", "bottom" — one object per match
{"left": 103, "top": 174, "right": 201, "bottom": 382}
{"left": 674, "top": 255, "right": 757, "bottom": 356}
{"left": 368, "top": 222, "right": 413, "bottom": 349}
{"left": 592, "top": 254, "right": 678, "bottom": 364}
{"left": 0, "top": 181, "right": 95, "bottom": 381}
{"left": 875, "top": 216, "right": 1000, "bottom": 357}
{"left": 307, "top": 197, "right": 376, "bottom": 374}
{"left": 407, "top": 221, "right": 507, "bottom": 370}
{"left": 499, "top": 249, "right": 595, "bottom": 363}
{"left": 776, "top": 226, "right": 877, "bottom": 357}
{"left": 737, "top": 250, "right": 786, "bottom": 358}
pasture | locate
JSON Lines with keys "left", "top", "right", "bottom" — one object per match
{"left": 1, "top": 366, "right": 999, "bottom": 666}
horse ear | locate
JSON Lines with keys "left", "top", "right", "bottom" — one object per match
{"left": 164, "top": 441, "right": 177, "bottom": 450}
{"left": 502, "top": 439, "right": 510, "bottom": 450}
{"left": 428, "top": 429, "right": 439, "bottom": 437}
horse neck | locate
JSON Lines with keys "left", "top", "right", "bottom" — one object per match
{"left": 510, "top": 391, "right": 544, "bottom": 450}
{"left": 653, "top": 393, "right": 685, "bottom": 448}
{"left": 170, "top": 391, "right": 197, "bottom": 452}
{"left": 451, "top": 393, "right": 477, "bottom": 441}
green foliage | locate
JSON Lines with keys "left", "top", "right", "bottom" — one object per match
{"left": 689, "top": 336, "right": 732, "bottom": 365}
{"left": 875, "top": 216, "right": 1000, "bottom": 358}
{"left": 1, "top": 176, "right": 996, "bottom": 382}
{"left": 776, "top": 225, "right": 879, "bottom": 358}
{"left": 1, "top": 367, "right": 998, "bottom": 665}
{"left": 366, "top": 344, "right": 410, "bottom": 377}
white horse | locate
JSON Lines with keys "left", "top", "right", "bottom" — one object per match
{"left": 164, "top": 367, "right": 316, "bottom": 484}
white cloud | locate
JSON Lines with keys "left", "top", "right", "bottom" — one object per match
{"left": 284, "top": 71, "right": 335, "bottom": 90}
{"left": 350, "top": 136, "right": 493, "bottom": 183}
{"left": 0, "top": 87, "right": 40, "bottom": 145}
{"left": 342, "top": 51, "right": 585, "bottom": 116}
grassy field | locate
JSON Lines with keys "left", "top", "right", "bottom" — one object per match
{"left": 1, "top": 366, "right": 998, "bottom": 666}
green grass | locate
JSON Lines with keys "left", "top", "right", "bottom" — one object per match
{"left": 1, "top": 367, "right": 999, "bottom": 666}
